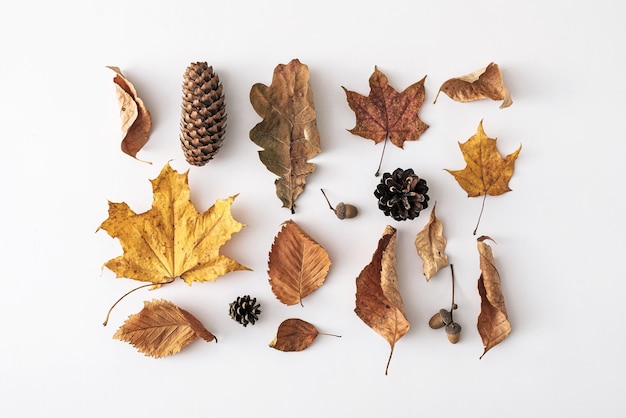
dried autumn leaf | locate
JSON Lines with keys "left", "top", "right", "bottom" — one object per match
{"left": 268, "top": 220, "right": 331, "bottom": 306}
{"left": 446, "top": 120, "right": 521, "bottom": 234}
{"left": 343, "top": 67, "right": 428, "bottom": 175}
{"left": 434, "top": 62, "right": 513, "bottom": 109}
{"left": 113, "top": 299, "right": 216, "bottom": 358}
{"left": 98, "top": 163, "right": 250, "bottom": 287}
{"left": 249, "top": 59, "right": 321, "bottom": 213}
{"left": 107, "top": 66, "right": 152, "bottom": 161}
{"left": 415, "top": 202, "right": 449, "bottom": 280}
{"left": 269, "top": 318, "right": 320, "bottom": 352}
{"left": 477, "top": 236, "right": 511, "bottom": 359}
{"left": 355, "top": 225, "right": 410, "bottom": 375}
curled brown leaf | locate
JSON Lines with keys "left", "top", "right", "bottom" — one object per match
{"left": 107, "top": 66, "right": 152, "bottom": 161}
{"left": 476, "top": 236, "right": 511, "bottom": 359}
{"left": 415, "top": 202, "right": 449, "bottom": 280}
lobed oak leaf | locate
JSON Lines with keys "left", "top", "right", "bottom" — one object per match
{"left": 249, "top": 59, "right": 321, "bottom": 213}
{"left": 446, "top": 120, "right": 521, "bottom": 234}
{"left": 476, "top": 236, "right": 511, "bottom": 359}
{"left": 268, "top": 220, "right": 331, "bottom": 306}
{"left": 415, "top": 202, "right": 449, "bottom": 281}
{"left": 269, "top": 318, "right": 320, "bottom": 352}
{"left": 98, "top": 163, "right": 250, "bottom": 287}
{"left": 113, "top": 299, "right": 216, "bottom": 358}
{"left": 434, "top": 62, "right": 513, "bottom": 109}
{"left": 355, "top": 225, "right": 410, "bottom": 375}
{"left": 107, "top": 66, "right": 152, "bottom": 162}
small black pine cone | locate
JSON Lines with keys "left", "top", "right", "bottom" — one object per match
{"left": 228, "top": 295, "right": 261, "bottom": 327}
{"left": 374, "top": 168, "right": 429, "bottom": 221}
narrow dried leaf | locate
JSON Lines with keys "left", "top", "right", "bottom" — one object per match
{"left": 98, "top": 163, "right": 250, "bottom": 287}
{"left": 343, "top": 67, "right": 428, "bottom": 148}
{"left": 415, "top": 202, "right": 449, "bottom": 280}
{"left": 477, "top": 236, "right": 511, "bottom": 359}
{"left": 107, "top": 66, "right": 152, "bottom": 161}
{"left": 113, "top": 299, "right": 216, "bottom": 358}
{"left": 249, "top": 59, "right": 321, "bottom": 213}
{"left": 435, "top": 62, "right": 513, "bottom": 108}
{"left": 269, "top": 318, "right": 319, "bottom": 352}
{"left": 355, "top": 225, "right": 410, "bottom": 375}
{"left": 268, "top": 220, "right": 331, "bottom": 306}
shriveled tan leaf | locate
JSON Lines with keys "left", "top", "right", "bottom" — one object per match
{"left": 355, "top": 225, "right": 410, "bottom": 375}
{"left": 113, "top": 299, "right": 216, "bottom": 358}
{"left": 249, "top": 59, "right": 321, "bottom": 213}
{"left": 434, "top": 62, "right": 513, "bottom": 109}
{"left": 269, "top": 318, "right": 319, "bottom": 352}
{"left": 97, "top": 163, "right": 250, "bottom": 287}
{"left": 415, "top": 202, "right": 449, "bottom": 280}
{"left": 268, "top": 220, "right": 331, "bottom": 306}
{"left": 477, "top": 236, "right": 511, "bottom": 359}
{"left": 107, "top": 66, "right": 152, "bottom": 161}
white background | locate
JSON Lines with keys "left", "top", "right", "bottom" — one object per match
{"left": 1, "top": 1, "right": 624, "bottom": 417}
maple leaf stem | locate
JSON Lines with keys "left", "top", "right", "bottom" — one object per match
{"left": 375, "top": 136, "right": 389, "bottom": 177}
{"left": 473, "top": 193, "right": 488, "bottom": 235}
{"left": 102, "top": 278, "right": 174, "bottom": 326}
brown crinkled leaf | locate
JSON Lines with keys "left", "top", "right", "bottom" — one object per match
{"left": 113, "top": 299, "right": 216, "bottom": 358}
{"left": 355, "top": 225, "right": 410, "bottom": 375}
{"left": 434, "top": 62, "right": 513, "bottom": 109}
{"left": 269, "top": 318, "right": 319, "bottom": 352}
{"left": 106, "top": 66, "right": 152, "bottom": 161}
{"left": 343, "top": 67, "right": 428, "bottom": 147}
{"left": 249, "top": 59, "right": 321, "bottom": 213}
{"left": 415, "top": 202, "right": 449, "bottom": 280}
{"left": 268, "top": 220, "right": 331, "bottom": 306}
{"left": 477, "top": 236, "right": 511, "bottom": 359}
{"left": 97, "top": 163, "right": 250, "bottom": 287}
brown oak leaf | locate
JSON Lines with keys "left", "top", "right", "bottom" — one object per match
{"left": 446, "top": 120, "right": 521, "bottom": 234}
{"left": 434, "top": 62, "right": 513, "bottom": 109}
{"left": 249, "top": 59, "right": 321, "bottom": 213}
{"left": 98, "top": 163, "right": 250, "bottom": 287}
{"left": 477, "top": 236, "right": 511, "bottom": 359}
{"left": 355, "top": 225, "right": 410, "bottom": 375}
{"left": 113, "top": 299, "right": 216, "bottom": 358}
{"left": 269, "top": 318, "right": 320, "bottom": 352}
{"left": 107, "top": 66, "right": 152, "bottom": 161}
{"left": 343, "top": 67, "right": 428, "bottom": 147}
{"left": 415, "top": 202, "right": 449, "bottom": 281}
{"left": 268, "top": 220, "right": 331, "bottom": 306}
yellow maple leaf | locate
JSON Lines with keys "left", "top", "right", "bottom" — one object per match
{"left": 98, "top": 163, "right": 250, "bottom": 286}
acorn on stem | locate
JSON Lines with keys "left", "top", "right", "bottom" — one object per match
{"left": 320, "top": 189, "right": 358, "bottom": 220}
{"left": 428, "top": 308, "right": 452, "bottom": 329}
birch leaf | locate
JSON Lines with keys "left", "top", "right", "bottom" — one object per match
{"left": 434, "top": 62, "right": 513, "bottom": 109}
{"left": 355, "top": 225, "right": 410, "bottom": 375}
{"left": 269, "top": 318, "right": 319, "bottom": 352}
{"left": 107, "top": 66, "right": 152, "bottom": 161}
{"left": 415, "top": 202, "right": 449, "bottom": 280}
{"left": 268, "top": 220, "right": 331, "bottom": 306}
{"left": 477, "top": 236, "right": 511, "bottom": 359}
{"left": 113, "top": 299, "right": 216, "bottom": 358}
{"left": 249, "top": 59, "right": 321, "bottom": 213}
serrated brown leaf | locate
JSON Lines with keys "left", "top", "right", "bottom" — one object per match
{"left": 107, "top": 66, "right": 152, "bottom": 161}
{"left": 98, "top": 163, "right": 250, "bottom": 287}
{"left": 434, "top": 62, "right": 513, "bottom": 109}
{"left": 113, "top": 299, "right": 216, "bottom": 358}
{"left": 355, "top": 225, "right": 410, "bottom": 375}
{"left": 268, "top": 220, "right": 331, "bottom": 306}
{"left": 249, "top": 59, "right": 321, "bottom": 213}
{"left": 269, "top": 318, "right": 319, "bottom": 352}
{"left": 343, "top": 67, "right": 428, "bottom": 148}
{"left": 477, "top": 236, "right": 511, "bottom": 359}
{"left": 415, "top": 202, "right": 449, "bottom": 281}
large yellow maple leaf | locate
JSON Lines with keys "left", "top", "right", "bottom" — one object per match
{"left": 98, "top": 163, "right": 250, "bottom": 286}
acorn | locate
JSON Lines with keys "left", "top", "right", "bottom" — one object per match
{"left": 321, "top": 189, "right": 358, "bottom": 220}
{"left": 428, "top": 308, "right": 452, "bottom": 329}
{"left": 445, "top": 322, "right": 462, "bottom": 344}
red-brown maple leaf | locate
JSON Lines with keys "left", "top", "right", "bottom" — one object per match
{"left": 343, "top": 67, "right": 428, "bottom": 148}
